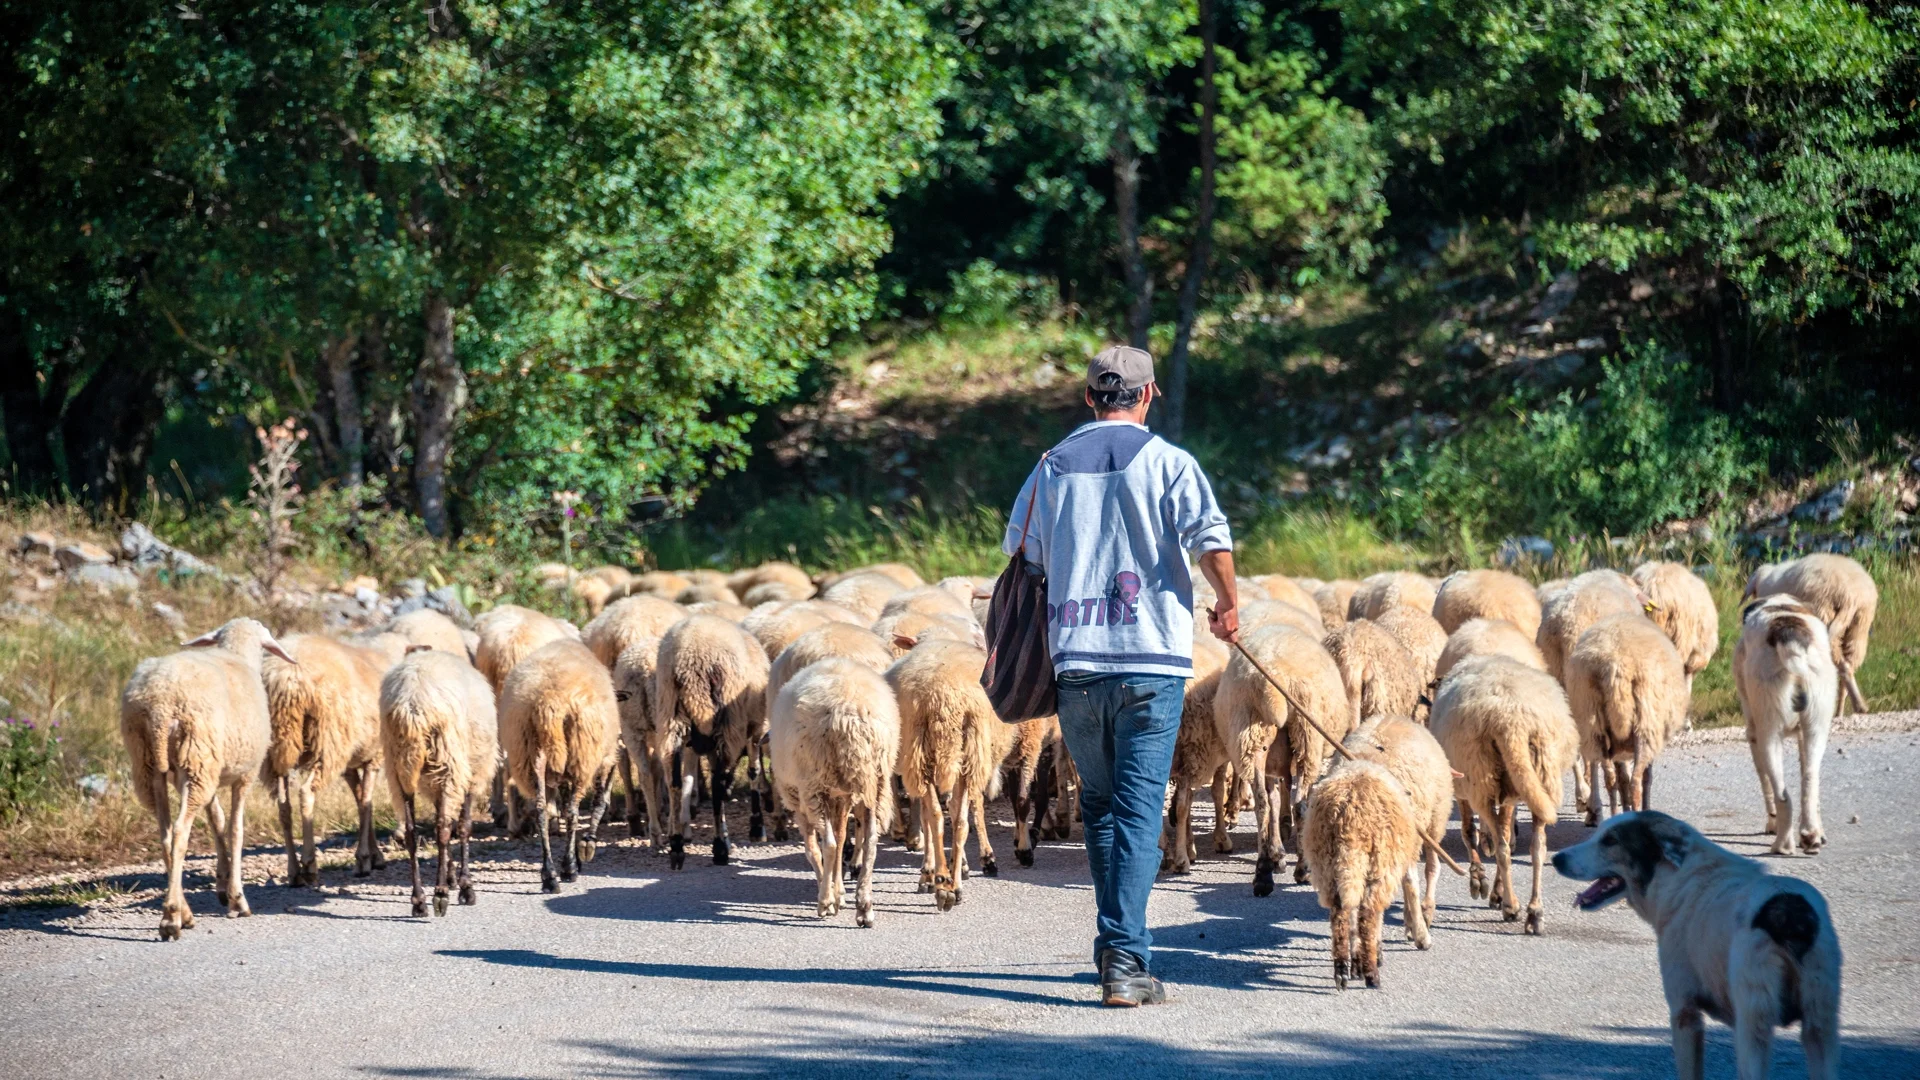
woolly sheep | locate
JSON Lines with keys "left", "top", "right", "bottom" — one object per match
{"left": 380, "top": 648, "right": 497, "bottom": 917}
{"left": 874, "top": 610, "right": 985, "bottom": 658}
{"left": 1323, "top": 618, "right": 1424, "bottom": 727}
{"left": 742, "top": 603, "right": 834, "bottom": 662}
{"left": 819, "top": 570, "right": 906, "bottom": 622}
{"left": 846, "top": 562, "right": 925, "bottom": 590}
{"left": 582, "top": 594, "right": 684, "bottom": 668}
{"left": 1163, "top": 635, "right": 1234, "bottom": 874}
{"left": 1372, "top": 605, "right": 1448, "bottom": 691}
{"left": 1535, "top": 569, "right": 1650, "bottom": 684}
{"left": 611, "top": 638, "right": 668, "bottom": 847}
{"left": 728, "top": 560, "right": 815, "bottom": 605}
{"left": 121, "top": 618, "right": 291, "bottom": 940}
{"left": 386, "top": 608, "right": 471, "bottom": 659}
{"left": 499, "top": 639, "right": 620, "bottom": 893}
{"left": 655, "top": 613, "right": 772, "bottom": 868}
{"left": 473, "top": 605, "right": 579, "bottom": 695}
{"left": 1253, "top": 574, "right": 1321, "bottom": 619}
{"left": 1429, "top": 656, "right": 1578, "bottom": 934}
{"left": 1565, "top": 613, "right": 1689, "bottom": 826}
{"left": 685, "top": 599, "right": 751, "bottom": 622}
{"left": 682, "top": 569, "right": 734, "bottom": 593}
{"left": 879, "top": 584, "right": 975, "bottom": 622}
{"left": 571, "top": 566, "right": 634, "bottom": 617}
{"left": 1632, "top": 561, "right": 1720, "bottom": 691}
{"left": 1432, "top": 618, "right": 1546, "bottom": 686}
{"left": 767, "top": 623, "right": 894, "bottom": 709}
{"left": 771, "top": 658, "right": 901, "bottom": 926}
{"left": 933, "top": 575, "right": 988, "bottom": 611}
{"left": 1348, "top": 571, "right": 1438, "bottom": 621}
{"left": 677, "top": 582, "right": 742, "bottom": 607}
{"left": 261, "top": 633, "right": 394, "bottom": 886}
{"left": 980, "top": 714, "right": 1058, "bottom": 872}
{"left": 632, "top": 570, "right": 693, "bottom": 599}
{"left": 1342, "top": 715, "right": 1453, "bottom": 944}
{"left": 1236, "top": 575, "right": 1272, "bottom": 601}
{"left": 1230, "top": 598, "right": 1324, "bottom": 638}
{"left": 1214, "top": 623, "right": 1351, "bottom": 895}
{"left": 1734, "top": 595, "right": 1840, "bottom": 854}
{"left": 1313, "top": 579, "right": 1361, "bottom": 629}
{"left": 1302, "top": 758, "right": 1424, "bottom": 989}
{"left": 1744, "top": 553, "right": 1878, "bottom": 713}
{"left": 886, "top": 638, "right": 997, "bottom": 911}
{"left": 1432, "top": 569, "right": 1543, "bottom": 639}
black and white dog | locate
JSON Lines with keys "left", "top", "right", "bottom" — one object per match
{"left": 1554, "top": 811, "right": 1840, "bottom": 1079}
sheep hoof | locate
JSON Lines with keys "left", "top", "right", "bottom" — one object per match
{"left": 1801, "top": 830, "right": 1825, "bottom": 853}
{"left": 1584, "top": 810, "right": 1599, "bottom": 828}
{"left": 370, "top": 849, "right": 388, "bottom": 870}
{"left": 1503, "top": 907, "right": 1519, "bottom": 923}
{"left": 559, "top": 867, "right": 577, "bottom": 883}
{"left": 669, "top": 837, "right": 686, "bottom": 870}
{"left": 159, "top": 922, "right": 181, "bottom": 942}
{"left": 981, "top": 856, "right": 998, "bottom": 877}
{"left": 1364, "top": 971, "right": 1381, "bottom": 990}
{"left": 215, "top": 889, "right": 230, "bottom": 908}
{"left": 412, "top": 896, "right": 428, "bottom": 917}
{"left": 1016, "top": 847, "right": 1034, "bottom": 868}
{"left": 935, "top": 888, "right": 959, "bottom": 912}
{"left": 856, "top": 905, "right": 875, "bottom": 928}
{"left": 1413, "top": 933, "right": 1432, "bottom": 951}
{"left": 577, "top": 839, "right": 596, "bottom": 863}
{"left": 626, "top": 815, "right": 644, "bottom": 837}
{"left": 1294, "top": 862, "right": 1311, "bottom": 886}
{"left": 916, "top": 876, "right": 934, "bottom": 894}
{"left": 1524, "top": 909, "right": 1542, "bottom": 936}
{"left": 353, "top": 865, "right": 372, "bottom": 879}
{"left": 815, "top": 903, "right": 833, "bottom": 919}
{"left": 712, "top": 838, "right": 731, "bottom": 865}
{"left": 1331, "top": 961, "right": 1347, "bottom": 990}
{"left": 773, "top": 823, "right": 790, "bottom": 842}
{"left": 749, "top": 816, "right": 766, "bottom": 842}
{"left": 1253, "top": 857, "right": 1275, "bottom": 898}
{"left": 543, "top": 874, "right": 563, "bottom": 894}
{"left": 1214, "top": 837, "right": 1234, "bottom": 855}
{"left": 458, "top": 883, "right": 476, "bottom": 906}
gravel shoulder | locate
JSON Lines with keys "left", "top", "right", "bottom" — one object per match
{"left": 3, "top": 723, "right": 1918, "bottom": 1079}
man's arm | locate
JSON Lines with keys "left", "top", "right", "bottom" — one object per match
{"left": 1199, "top": 549, "right": 1239, "bottom": 643}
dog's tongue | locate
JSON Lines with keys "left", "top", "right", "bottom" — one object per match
{"left": 1575, "top": 875, "right": 1624, "bottom": 909}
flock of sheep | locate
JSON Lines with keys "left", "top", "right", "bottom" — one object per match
{"left": 117, "top": 549, "right": 1877, "bottom": 992}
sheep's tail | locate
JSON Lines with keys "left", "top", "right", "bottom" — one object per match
{"left": 120, "top": 696, "right": 166, "bottom": 811}
{"left": 262, "top": 660, "right": 310, "bottom": 777}
{"left": 1492, "top": 722, "right": 1559, "bottom": 825}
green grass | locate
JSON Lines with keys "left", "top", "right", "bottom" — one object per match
{"left": 0, "top": 876, "right": 139, "bottom": 914}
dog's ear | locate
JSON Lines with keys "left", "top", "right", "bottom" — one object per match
{"left": 1648, "top": 815, "right": 1690, "bottom": 867}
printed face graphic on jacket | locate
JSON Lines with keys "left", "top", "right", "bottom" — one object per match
{"left": 1049, "top": 570, "right": 1144, "bottom": 629}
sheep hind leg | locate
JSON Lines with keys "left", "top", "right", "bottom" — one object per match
{"left": 433, "top": 792, "right": 454, "bottom": 916}
{"left": 1329, "top": 905, "right": 1352, "bottom": 990}
{"left": 746, "top": 738, "right": 766, "bottom": 843}
{"left": 1245, "top": 751, "right": 1277, "bottom": 897}
{"left": 944, "top": 787, "right": 971, "bottom": 905}
{"left": 558, "top": 780, "right": 581, "bottom": 884}
{"left": 709, "top": 749, "right": 734, "bottom": 866}
{"left": 855, "top": 803, "right": 880, "bottom": 928}
{"left": 1211, "top": 765, "right": 1234, "bottom": 854}
{"left": 297, "top": 773, "right": 319, "bottom": 887}
{"left": 1011, "top": 756, "right": 1037, "bottom": 869}
{"left": 1462, "top": 801, "right": 1488, "bottom": 900}
{"left": 204, "top": 791, "right": 231, "bottom": 909}
{"left": 1402, "top": 865, "right": 1431, "bottom": 950}
{"left": 577, "top": 767, "right": 612, "bottom": 864}
{"left": 1524, "top": 808, "right": 1548, "bottom": 935}
{"left": 1494, "top": 800, "right": 1519, "bottom": 922}
{"left": 971, "top": 784, "right": 997, "bottom": 877}
{"left": 1161, "top": 777, "right": 1191, "bottom": 874}
{"left": 457, "top": 794, "right": 478, "bottom": 906}
{"left": 403, "top": 794, "right": 426, "bottom": 916}
{"left": 669, "top": 747, "right": 695, "bottom": 870}
{"left": 830, "top": 795, "right": 853, "bottom": 915}
{"left": 158, "top": 774, "right": 198, "bottom": 940}
{"left": 619, "top": 745, "right": 643, "bottom": 838}
{"left": 534, "top": 760, "right": 560, "bottom": 894}
{"left": 347, "top": 766, "right": 376, "bottom": 877}
{"left": 1360, "top": 892, "right": 1389, "bottom": 988}
{"left": 275, "top": 774, "right": 300, "bottom": 886}
{"left": 802, "top": 809, "right": 829, "bottom": 917}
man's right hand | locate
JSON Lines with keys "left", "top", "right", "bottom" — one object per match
{"left": 1208, "top": 603, "right": 1240, "bottom": 644}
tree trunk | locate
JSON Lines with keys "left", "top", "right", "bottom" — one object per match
{"left": 0, "top": 307, "right": 60, "bottom": 494}
{"left": 411, "top": 294, "right": 465, "bottom": 538}
{"left": 1112, "top": 131, "right": 1153, "bottom": 350}
{"left": 1163, "top": 0, "right": 1219, "bottom": 443}
{"left": 60, "top": 339, "right": 166, "bottom": 513}
{"left": 323, "top": 333, "right": 364, "bottom": 486}
{"left": 360, "top": 317, "right": 406, "bottom": 493}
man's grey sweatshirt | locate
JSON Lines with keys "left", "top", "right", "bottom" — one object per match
{"left": 1001, "top": 421, "right": 1233, "bottom": 678}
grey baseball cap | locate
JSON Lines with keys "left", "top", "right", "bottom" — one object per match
{"left": 1087, "top": 345, "right": 1155, "bottom": 391}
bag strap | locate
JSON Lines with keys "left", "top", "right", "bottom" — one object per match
{"left": 1014, "top": 451, "right": 1049, "bottom": 560}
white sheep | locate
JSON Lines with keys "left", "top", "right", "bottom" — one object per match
{"left": 1432, "top": 617, "right": 1546, "bottom": 686}
{"left": 1429, "top": 656, "right": 1578, "bottom": 934}
{"left": 1631, "top": 560, "right": 1720, "bottom": 692}
{"left": 611, "top": 637, "right": 668, "bottom": 848}
{"left": 380, "top": 648, "right": 498, "bottom": 916}
{"left": 1322, "top": 618, "right": 1424, "bottom": 727}
{"left": 1734, "top": 595, "right": 1839, "bottom": 854}
{"left": 1348, "top": 571, "right": 1439, "bottom": 621}
{"left": 654, "top": 613, "right": 772, "bottom": 867}
{"left": 1744, "top": 553, "right": 1878, "bottom": 713}
{"left": 1372, "top": 604, "right": 1448, "bottom": 692}
{"left": 819, "top": 570, "right": 906, "bottom": 622}
{"left": 1163, "top": 635, "right": 1234, "bottom": 874}
{"left": 386, "top": 608, "right": 472, "bottom": 659}
{"left": 260, "top": 633, "right": 394, "bottom": 885}
{"left": 1536, "top": 569, "right": 1650, "bottom": 683}
{"left": 886, "top": 638, "right": 997, "bottom": 910}
{"left": 582, "top": 594, "right": 684, "bottom": 668}
{"left": 1302, "top": 758, "right": 1424, "bottom": 989}
{"left": 1432, "top": 569, "right": 1543, "bottom": 639}
{"left": 120, "top": 618, "right": 290, "bottom": 940}
{"left": 770, "top": 658, "right": 900, "bottom": 926}
{"left": 1252, "top": 574, "right": 1322, "bottom": 620}
{"left": 1313, "top": 579, "right": 1361, "bottom": 628}
{"left": 499, "top": 639, "right": 620, "bottom": 893}
{"left": 1342, "top": 715, "right": 1453, "bottom": 947}
{"left": 1565, "top": 613, "right": 1689, "bottom": 825}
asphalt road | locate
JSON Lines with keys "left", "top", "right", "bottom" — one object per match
{"left": 3, "top": 722, "right": 1918, "bottom": 1079}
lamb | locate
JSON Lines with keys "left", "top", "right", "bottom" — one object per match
{"left": 1565, "top": 613, "right": 1689, "bottom": 826}
{"left": 1432, "top": 617, "right": 1546, "bottom": 686}
{"left": 260, "top": 633, "right": 394, "bottom": 886}
{"left": 499, "top": 639, "right": 620, "bottom": 893}
{"left": 582, "top": 594, "right": 685, "bottom": 668}
{"left": 1214, "top": 623, "right": 1352, "bottom": 895}
{"left": 1323, "top": 619, "right": 1424, "bottom": 727}
{"left": 1348, "top": 571, "right": 1439, "bottom": 621}
{"left": 1429, "top": 655, "right": 1578, "bottom": 933}
{"left": 386, "top": 608, "right": 472, "bottom": 659}
{"left": 770, "top": 658, "right": 901, "bottom": 926}
{"left": 1252, "top": 574, "right": 1321, "bottom": 619}
{"left": 1536, "top": 569, "right": 1651, "bottom": 684}
{"left": 121, "top": 618, "right": 289, "bottom": 940}
{"left": 885, "top": 638, "right": 997, "bottom": 910}
{"left": 1744, "top": 553, "right": 1877, "bottom": 713}
{"left": 1632, "top": 561, "right": 1720, "bottom": 692}
{"left": 1432, "top": 569, "right": 1543, "bottom": 639}
{"left": 1372, "top": 604, "right": 1448, "bottom": 690}
{"left": 1734, "top": 595, "right": 1839, "bottom": 855}
{"left": 819, "top": 570, "right": 906, "bottom": 621}
{"left": 1313, "top": 579, "right": 1360, "bottom": 629}
{"left": 1162, "top": 635, "right": 1235, "bottom": 874}
{"left": 1341, "top": 715, "right": 1454, "bottom": 946}
{"left": 379, "top": 648, "right": 497, "bottom": 917}
{"left": 654, "top": 613, "right": 772, "bottom": 867}
{"left": 1302, "top": 758, "right": 1424, "bottom": 989}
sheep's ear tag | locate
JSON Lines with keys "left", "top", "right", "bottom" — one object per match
{"left": 1643, "top": 601, "right": 1660, "bottom": 614}
{"left": 614, "top": 690, "right": 631, "bottom": 703}
{"left": 181, "top": 631, "right": 220, "bottom": 648}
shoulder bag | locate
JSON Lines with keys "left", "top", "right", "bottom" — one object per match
{"left": 981, "top": 454, "right": 1056, "bottom": 722}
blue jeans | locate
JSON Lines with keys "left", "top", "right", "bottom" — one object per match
{"left": 1054, "top": 670, "right": 1185, "bottom": 971}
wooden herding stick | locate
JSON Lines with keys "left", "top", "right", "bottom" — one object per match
{"left": 1213, "top": 618, "right": 1465, "bottom": 877}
